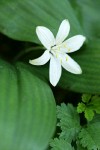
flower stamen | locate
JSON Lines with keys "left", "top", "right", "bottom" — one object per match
{"left": 66, "top": 56, "right": 68, "bottom": 61}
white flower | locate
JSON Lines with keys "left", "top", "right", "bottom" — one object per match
{"left": 29, "top": 19, "right": 86, "bottom": 86}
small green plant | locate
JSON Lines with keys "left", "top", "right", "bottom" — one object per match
{"left": 77, "top": 94, "right": 100, "bottom": 121}
{"left": 50, "top": 102, "right": 100, "bottom": 150}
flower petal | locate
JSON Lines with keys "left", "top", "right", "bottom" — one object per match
{"left": 61, "top": 35, "right": 86, "bottom": 53}
{"left": 60, "top": 54, "right": 82, "bottom": 74}
{"left": 56, "top": 19, "right": 70, "bottom": 45}
{"left": 29, "top": 50, "right": 50, "bottom": 65}
{"left": 36, "top": 26, "right": 55, "bottom": 49}
{"left": 49, "top": 56, "right": 62, "bottom": 86}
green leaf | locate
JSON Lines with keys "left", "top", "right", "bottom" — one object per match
{"left": 77, "top": 104, "right": 94, "bottom": 121}
{"left": 79, "top": 115, "right": 100, "bottom": 150}
{"left": 82, "top": 94, "right": 91, "bottom": 103}
{"left": 84, "top": 108, "right": 94, "bottom": 121}
{"left": 76, "top": 141, "right": 87, "bottom": 150}
{"left": 90, "top": 96, "right": 100, "bottom": 114}
{"left": 57, "top": 104, "right": 81, "bottom": 142}
{"left": 0, "top": 0, "right": 83, "bottom": 42}
{"left": 77, "top": 103, "right": 86, "bottom": 113}
{"left": 50, "top": 138, "right": 74, "bottom": 150}
{"left": 59, "top": 39, "right": 100, "bottom": 93}
{"left": 0, "top": 59, "right": 56, "bottom": 150}
{"left": 77, "top": 94, "right": 100, "bottom": 121}
{"left": 77, "top": 145, "right": 87, "bottom": 150}
{"left": 70, "top": 0, "right": 100, "bottom": 39}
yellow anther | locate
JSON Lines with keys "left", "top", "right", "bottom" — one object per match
{"left": 56, "top": 54, "right": 58, "bottom": 58}
{"left": 66, "top": 57, "right": 68, "bottom": 61}
{"left": 57, "top": 46, "right": 60, "bottom": 51}
{"left": 64, "top": 44, "right": 66, "bottom": 48}
{"left": 68, "top": 48, "right": 71, "bottom": 52}
{"left": 60, "top": 59, "right": 62, "bottom": 64}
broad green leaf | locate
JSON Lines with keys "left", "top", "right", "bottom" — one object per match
{"left": 57, "top": 104, "right": 81, "bottom": 142}
{"left": 0, "top": 59, "right": 56, "bottom": 150}
{"left": 70, "top": 0, "right": 100, "bottom": 39}
{"left": 59, "top": 39, "right": 100, "bottom": 93}
{"left": 50, "top": 138, "right": 74, "bottom": 150}
{"left": 0, "top": 0, "right": 83, "bottom": 42}
{"left": 79, "top": 115, "right": 100, "bottom": 150}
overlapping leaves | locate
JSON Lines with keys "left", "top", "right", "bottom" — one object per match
{"left": 50, "top": 138, "right": 74, "bottom": 150}
{"left": 77, "top": 94, "right": 100, "bottom": 121}
{"left": 79, "top": 115, "right": 100, "bottom": 150}
{"left": 0, "top": 59, "right": 56, "bottom": 150}
{"left": 51, "top": 103, "right": 100, "bottom": 150}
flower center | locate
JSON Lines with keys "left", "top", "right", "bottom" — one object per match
{"left": 50, "top": 45, "right": 61, "bottom": 58}
{"left": 51, "top": 44, "right": 56, "bottom": 48}
{"left": 51, "top": 44, "right": 61, "bottom": 51}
